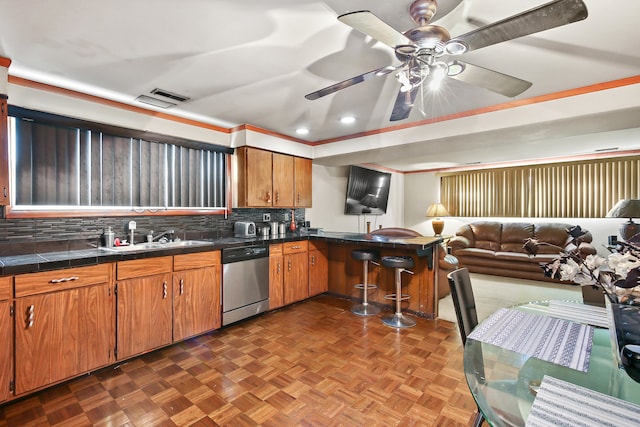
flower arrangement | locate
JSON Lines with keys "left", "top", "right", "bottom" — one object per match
{"left": 523, "top": 225, "right": 640, "bottom": 305}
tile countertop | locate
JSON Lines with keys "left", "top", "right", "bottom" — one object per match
{"left": 0, "top": 232, "right": 444, "bottom": 276}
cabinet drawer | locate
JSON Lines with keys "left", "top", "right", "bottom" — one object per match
{"left": 283, "top": 241, "right": 308, "bottom": 255}
{"left": 15, "top": 264, "right": 111, "bottom": 297}
{"left": 0, "top": 276, "right": 12, "bottom": 300}
{"left": 174, "top": 251, "right": 220, "bottom": 271}
{"left": 308, "top": 240, "right": 327, "bottom": 252}
{"left": 269, "top": 244, "right": 283, "bottom": 256}
{"left": 117, "top": 256, "right": 173, "bottom": 280}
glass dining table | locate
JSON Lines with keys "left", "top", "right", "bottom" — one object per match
{"left": 463, "top": 301, "right": 640, "bottom": 426}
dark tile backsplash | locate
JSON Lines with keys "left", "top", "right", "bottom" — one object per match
{"left": 0, "top": 208, "right": 305, "bottom": 257}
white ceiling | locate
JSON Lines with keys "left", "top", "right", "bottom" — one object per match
{"left": 1, "top": 0, "right": 639, "bottom": 171}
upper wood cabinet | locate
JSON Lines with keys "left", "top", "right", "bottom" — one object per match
{"left": 0, "top": 98, "right": 10, "bottom": 205}
{"left": 294, "top": 156, "right": 312, "bottom": 207}
{"left": 236, "top": 146, "right": 312, "bottom": 208}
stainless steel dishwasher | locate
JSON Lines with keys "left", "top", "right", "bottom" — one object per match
{"left": 221, "top": 245, "right": 270, "bottom": 326}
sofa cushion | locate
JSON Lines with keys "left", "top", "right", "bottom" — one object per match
{"left": 454, "top": 248, "right": 498, "bottom": 259}
{"left": 534, "top": 223, "right": 571, "bottom": 254}
{"left": 500, "top": 223, "right": 534, "bottom": 253}
{"left": 469, "top": 222, "right": 502, "bottom": 252}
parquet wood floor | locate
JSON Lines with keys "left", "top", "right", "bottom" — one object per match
{"left": 0, "top": 295, "right": 479, "bottom": 426}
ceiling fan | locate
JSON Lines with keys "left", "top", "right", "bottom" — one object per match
{"left": 305, "top": 0, "right": 588, "bottom": 121}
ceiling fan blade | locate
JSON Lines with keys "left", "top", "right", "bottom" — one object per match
{"left": 390, "top": 86, "right": 419, "bottom": 121}
{"left": 449, "top": 62, "right": 532, "bottom": 97}
{"left": 338, "top": 11, "right": 414, "bottom": 50}
{"left": 305, "top": 64, "right": 401, "bottom": 100}
{"left": 448, "top": 0, "right": 588, "bottom": 53}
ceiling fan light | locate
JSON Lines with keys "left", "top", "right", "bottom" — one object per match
{"left": 444, "top": 40, "right": 468, "bottom": 55}
{"left": 447, "top": 61, "right": 465, "bottom": 76}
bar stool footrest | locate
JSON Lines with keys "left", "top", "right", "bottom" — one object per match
{"left": 354, "top": 283, "right": 377, "bottom": 291}
{"left": 383, "top": 293, "right": 410, "bottom": 302}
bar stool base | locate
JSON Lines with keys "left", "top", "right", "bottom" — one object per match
{"left": 381, "top": 313, "right": 416, "bottom": 328}
{"left": 351, "top": 303, "right": 381, "bottom": 316}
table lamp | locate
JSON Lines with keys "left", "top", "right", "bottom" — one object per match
{"left": 426, "top": 202, "right": 450, "bottom": 236}
{"left": 606, "top": 199, "right": 640, "bottom": 242}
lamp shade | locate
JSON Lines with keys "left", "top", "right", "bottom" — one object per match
{"left": 426, "top": 203, "right": 450, "bottom": 218}
{"left": 606, "top": 199, "right": 640, "bottom": 241}
{"left": 426, "top": 203, "right": 450, "bottom": 236}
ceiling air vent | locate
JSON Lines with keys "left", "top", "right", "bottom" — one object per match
{"left": 150, "top": 88, "right": 190, "bottom": 103}
{"left": 135, "top": 95, "right": 176, "bottom": 109}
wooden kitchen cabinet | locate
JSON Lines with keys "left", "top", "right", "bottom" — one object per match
{"left": 237, "top": 146, "right": 273, "bottom": 207}
{"left": 283, "top": 241, "right": 309, "bottom": 305}
{"left": 116, "top": 257, "right": 173, "bottom": 360}
{"left": 14, "top": 265, "right": 113, "bottom": 395}
{"left": 308, "top": 241, "right": 328, "bottom": 297}
{"left": 0, "top": 276, "right": 12, "bottom": 402}
{"left": 294, "top": 156, "right": 312, "bottom": 207}
{"left": 236, "top": 146, "right": 312, "bottom": 208}
{"left": 0, "top": 97, "right": 10, "bottom": 205}
{"left": 173, "top": 251, "right": 221, "bottom": 341}
{"left": 269, "top": 244, "right": 284, "bottom": 309}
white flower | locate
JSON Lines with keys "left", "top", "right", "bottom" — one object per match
{"left": 607, "top": 252, "right": 640, "bottom": 279}
{"left": 559, "top": 258, "right": 580, "bottom": 281}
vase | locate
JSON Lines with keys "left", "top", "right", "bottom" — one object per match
{"left": 289, "top": 209, "right": 296, "bottom": 232}
{"left": 582, "top": 285, "right": 606, "bottom": 307}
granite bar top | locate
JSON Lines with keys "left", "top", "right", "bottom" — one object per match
{"left": 0, "top": 231, "right": 443, "bottom": 276}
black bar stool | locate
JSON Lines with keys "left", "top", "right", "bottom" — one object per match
{"left": 351, "top": 249, "right": 380, "bottom": 316}
{"left": 381, "top": 255, "right": 416, "bottom": 328}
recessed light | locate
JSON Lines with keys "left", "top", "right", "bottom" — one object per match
{"left": 296, "top": 128, "right": 309, "bottom": 135}
{"left": 340, "top": 116, "right": 356, "bottom": 124}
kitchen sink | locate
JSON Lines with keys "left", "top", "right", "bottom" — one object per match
{"left": 101, "top": 240, "right": 211, "bottom": 253}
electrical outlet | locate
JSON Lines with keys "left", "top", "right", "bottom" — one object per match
{"left": 284, "top": 212, "right": 289, "bottom": 221}
{"left": 263, "top": 213, "right": 270, "bottom": 221}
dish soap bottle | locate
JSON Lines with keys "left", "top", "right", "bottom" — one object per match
{"left": 289, "top": 209, "right": 296, "bottom": 232}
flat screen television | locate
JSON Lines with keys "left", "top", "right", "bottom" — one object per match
{"left": 344, "top": 165, "right": 391, "bottom": 215}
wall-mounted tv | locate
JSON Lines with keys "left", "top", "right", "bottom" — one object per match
{"left": 344, "top": 165, "right": 391, "bottom": 215}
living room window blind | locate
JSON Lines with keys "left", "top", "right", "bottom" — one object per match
{"left": 8, "top": 108, "right": 229, "bottom": 214}
{"left": 440, "top": 156, "right": 640, "bottom": 218}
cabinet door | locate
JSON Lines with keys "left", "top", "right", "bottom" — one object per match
{"left": 294, "top": 157, "right": 312, "bottom": 207}
{"left": 117, "top": 274, "right": 173, "bottom": 360}
{"left": 14, "top": 284, "right": 113, "bottom": 395}
{"left": 269, "top": 255, "right": 284, "bottom": 309}
{"left": 243, "top": 147, "right": 273, "bottom": 207}
{"left": 273, "top": 152, "right": 294, "bottom": 207}
{"left": 173, "top": 266, "right": 220, "bottom": 341}
{"left": 0, "top": 98, "right": 9, "bottom": 205}
{"left": 0, "top": 300, "right": 12, "bottom": 401}
{"left": 15, "top": 294, "right": 52, "bottom": 394}
{"left": 284, "top": 252, "right": 309, "bottom": 305}
{"left": 309, "top": 249, "right": 328, "bottom": 297}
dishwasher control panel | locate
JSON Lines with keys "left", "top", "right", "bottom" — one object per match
{"left": 222, "top": 245, "right": 269, "bottom": 263}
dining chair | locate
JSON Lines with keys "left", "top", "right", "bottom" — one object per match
{"left": 447, "top": 267, "right": 485, "bottom": 427}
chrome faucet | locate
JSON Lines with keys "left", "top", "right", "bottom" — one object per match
{"left": 150, "top": 229, "right": 175, "bottom": 243}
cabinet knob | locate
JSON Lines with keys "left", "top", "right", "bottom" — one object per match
{"left": 287, "top": 259, "right": 291, "bottom": 271}
{"left": 163, "top": 281, "right": 168, "bottom": 299}
{"left": 266, "top": 191, "right": 271, "bottom": 203}
{"left": 2, "top": 187, "right": 6, "bottom": 198}
{"left": 50, "top": 276, "right": 79, "bottom": 284}
{"left": 180, "top": 278, "right": 184, "bottom": 295}
{"left": 275, "top": 191, "right": 280, "bottom": 202}
{"left": 311, "top": 255, "right": 316, "bottom": 266}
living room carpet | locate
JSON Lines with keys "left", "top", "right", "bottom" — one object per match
{"left": 438, "top": 273, "right": 582, "bottom": 323}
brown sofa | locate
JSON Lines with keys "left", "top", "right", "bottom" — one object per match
{"left": 448, "top": 221, "right": 597, "bottom": 282}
